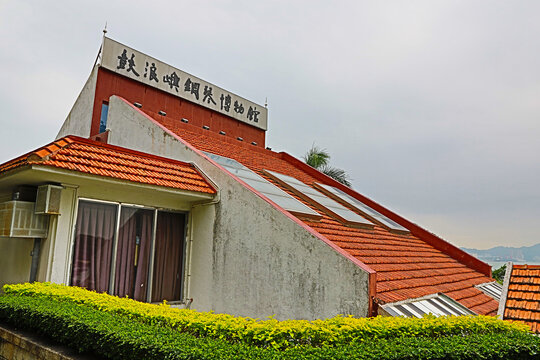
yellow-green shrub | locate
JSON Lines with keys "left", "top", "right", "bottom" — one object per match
{"left": 2, "top": 294, "right": 539, "bottom": 360}
{"left": 3, "top": 282, "right": 530, "bottom": 350}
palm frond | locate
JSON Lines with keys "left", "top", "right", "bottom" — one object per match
{"left": 303, "top": 145, "right": 330, "bottom": 169}
{"left": 320, "top": 165, "right": 352, "bottom": 187}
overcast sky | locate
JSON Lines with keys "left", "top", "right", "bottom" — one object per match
{"left": 1, "top": 1, "right": 539, "bottom": 250}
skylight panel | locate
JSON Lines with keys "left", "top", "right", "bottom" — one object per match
{"left": 315, "top": 183, "right": 409, "bottom": 232}
{"left": 381, "top": 293, "right": 476, "bottom": 318}
{"left": 475, "top": 282, "right": 502, "bottom": 301}
{"left": 264, "top": 170, "right": 373, "bottom": 227}
{"left": 203, "top": 152, "right": 320, "bottom": 219}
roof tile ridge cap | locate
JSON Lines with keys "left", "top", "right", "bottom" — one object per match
{"left": 27, "top": 136, "right": 75, "bottom": 163}
{"left": 0, "top": 136, "right": 73, "bottom": 169}
{"left": 514, "top": 264, "right": 540, "bottom": 272}
{"left": 279, "top": 151, "right": 492, "bottom": 278}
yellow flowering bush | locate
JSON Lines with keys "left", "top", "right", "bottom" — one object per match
{"left": 2, "top": 282, "right": 530, "bottom": 350}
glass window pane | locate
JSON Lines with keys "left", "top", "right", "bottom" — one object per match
{"left": 114, "top": 206, "right": 154, "bottom": 301}
{"left": 203, "top": 152, "right": 320, "bottom": 218}
{"left": 71, "top": 200, "right": 117, "bottom": 292}
{"left": 316, "top": 183, "right": 408, "bottom": 232}
{"left": 152, "top": 211, "right": 186, "bottom": 302}
{"left": 99, "top": 103, "right": 109, "bottom": 133}
{"left": 265, "top": 171, "right": 372, "bottom": 226}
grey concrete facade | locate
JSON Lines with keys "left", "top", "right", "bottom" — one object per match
{"left": 56, "top": 67, "right": 98, "bottom": 140}
{"left": 0, "top": 91, "right": 371, "bottom": 321}
{"left": 105, "top": 96, "right": 371, "bottom": 319}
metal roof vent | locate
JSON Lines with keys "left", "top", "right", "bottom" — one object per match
{"left": 35, "top": 185, "right": 63, "bottom": 215}
{"left": 133, "top": 102, "right": 142, "bottom": 108}
{"left": 203, "top": 125, "right": 210, "bottom": 130}
{"left": 158, "top": 110, "right": 167, "bottom": 116}
{"left": 476, "top": 282, "right": 502, "bottom": 301}
{"left": 237, "top": 137, "right": 243, "bottom": 141}
{"left": 380, "top": 293, "right": 476, "bottom": 318}
{"left": 219, "top": 131, "right": 226, "bottom": 135}
{"left": 251, "top": 141, "right": 257, "bottom": 146}
{"left": 181, "top": 118, "right": 189, "bottom": 123}
{"left": 266, "top": 147, "right": 272, "bottom": 150}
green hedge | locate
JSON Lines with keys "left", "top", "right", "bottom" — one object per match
{"left": 2, "top": 282, "right": 531, "bottom": 349}
{"left": 0, "top": 284, "right": 539, "bottom": 359}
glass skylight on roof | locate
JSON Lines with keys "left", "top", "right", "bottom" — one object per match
{"left": 203, "top": 152, "right": 320, "bottom": 219}
{"left": 315, "top": 183, "right": 409, "bottom": 232}
{"left": 381, "top": 293, "right": 476, "bottom": 318}
{"left": 476, "top": 281, "right": 502, "bottom": 301}
{"left": 264, "top": 170, "right": 373, "bottom": 227}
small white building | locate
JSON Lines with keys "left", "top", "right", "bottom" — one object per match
{"left": 0, "top": 37, "right": 500, "bottom": 320}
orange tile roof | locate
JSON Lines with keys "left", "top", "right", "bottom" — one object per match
{"left": 0, "top": 136, "right": 216, "bottom": 194}
{"left": 502, "top": 264, "right": 540, "bottom": 333}
{"left": 151, "top": 115, "right": 498, "bottom": 315}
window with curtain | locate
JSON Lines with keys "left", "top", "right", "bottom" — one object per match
{"left": 71, "top": 201, "right": 117, "bottom": 292}
{"left": 114, "top": 207, "right": 154, "bottom": 301}
{"left": 70, "top": 200, "right": 186, "bottom": 303}
{"left": 152, "top": 211, "right": 186, "bottom": 302}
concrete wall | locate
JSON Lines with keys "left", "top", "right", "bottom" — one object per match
{"left": 105, "top": 96, "right": 370, "bottom": 320}
{"left": 56, "top": 66, "right": 98, "bottom": 139}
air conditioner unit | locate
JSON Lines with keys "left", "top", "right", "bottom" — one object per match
{"left": 35, "top": 185, "right": 63, "bottom": 215}
{"left": 0, "top": 201, "right": 49, "bottom": 238}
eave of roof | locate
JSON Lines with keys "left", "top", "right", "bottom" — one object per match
{"left": 0, "top": 136, "right": 216, "bottom": 195}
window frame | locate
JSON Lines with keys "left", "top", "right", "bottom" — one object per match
{"left": 68, "top": 198, "right": 189, "bottom": 303}
{"left": 99, "top": 101, "right": 109, "bottom": 133}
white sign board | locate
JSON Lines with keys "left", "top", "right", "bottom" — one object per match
{"left": 100, "top": 37, "right": 267, "bottom": 130}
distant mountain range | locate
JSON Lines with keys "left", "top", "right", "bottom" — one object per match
{"left": 462, "top": 243, "right": 540, "bottom": 264}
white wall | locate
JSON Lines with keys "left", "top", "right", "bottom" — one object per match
{"left": 186, "top": 204, "right": 215, "bottom": 310}
{"left": 105, "top": 96, "right": 370, "bottom": 319}
{"left": 56, "top": 66, "right": 98, "bottom": 139}
{"left": 45, "top": 185, "right": 77, "bottom": 284}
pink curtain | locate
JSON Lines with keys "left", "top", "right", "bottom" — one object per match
{"left": 152, "top": 212, "right": 186, "bottom": 302}
{"left": 71, "top": 201, "right": 117, "bottom": 292}
{"left": 114, "top": 207, "right": 153, "bottom": 301}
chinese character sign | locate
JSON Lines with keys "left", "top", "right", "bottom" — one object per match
{"left": 101, "top": 37, "right": 267, "bottom": 130}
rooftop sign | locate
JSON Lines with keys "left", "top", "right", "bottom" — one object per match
{"left": 100, "top": 37, "right": 268, "bottom": 131}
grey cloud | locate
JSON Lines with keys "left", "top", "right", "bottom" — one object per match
{"left": 1, "top": 0, "right": 539, "bottom": 249}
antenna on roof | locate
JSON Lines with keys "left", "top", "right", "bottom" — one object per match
{"left": 265, "top": 97, "right": 268, "bottom": 108}
{"left": 94, "top": 22, "right": 107, "bottom": 68}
